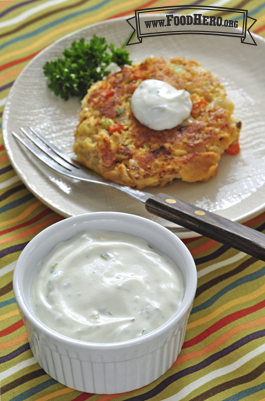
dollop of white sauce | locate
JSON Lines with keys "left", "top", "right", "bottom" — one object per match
{"left": 31, "top": 231, "right": 184, "bottom": 343}
{"left": 131, "top": 79, "right": 192, "bottom": 130}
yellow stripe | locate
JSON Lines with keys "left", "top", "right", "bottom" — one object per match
{"left": 253, "top": 12, "right": 265, "bottom": 27}
{"left": 0, "top": 332, "right": 28, "bottom": 350}
{"left": 0, "top": 215, "right": 61, "bottom": 244}
{"left": 0, "top": 309, "right": 19, "bottom": 322}
{"left": 0, "top": 201, "right": 41, "bottom": 228}
{"left": 36, "top": 387, "right": 74, "bottom": 401}
{"left": 187, "top": 281, "right": 265, "bottom": 329}
{"left": 0, "top": 0, "right": 140, "bottom": 64}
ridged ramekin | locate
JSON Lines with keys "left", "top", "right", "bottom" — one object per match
{"left": 13, "top": 212, "right": 197, "bottom": 394}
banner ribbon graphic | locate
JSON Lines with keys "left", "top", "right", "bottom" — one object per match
{"left": 126, "top": 5, "right": 257, "bottom": 46}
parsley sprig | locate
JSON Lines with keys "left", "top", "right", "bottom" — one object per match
{"left": 43, "top": 35, "right": 132, "bottom": 100}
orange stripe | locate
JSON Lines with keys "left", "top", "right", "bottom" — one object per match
{"left": 0, "top": 215, "right": 61, "bottom": 245}
{"left": 174, "top": 314, "right": 265, "bottom": 366}
{"left": 98, "top": 396, "right": 125, "bottom": 401}
{"left": 188, "top": 281, "right": 265, "bottom": 330}
{"left": 159, "top": 0, "right": 189, "bottom": 5}
{"left": 0, "top": 332, "right": 28, "bottom": 350}
{"left": 98, "top": 389, "right": 146, "bottom": 401}
{"left": 0, "top": 67, "right": 23, "bottom": 84}
{"left": 35, "top": 388, "right": 74, "bottom": 401}
{"left": 190, "top": 239, "right": 218, "bottom": 256}
{"left": 0, "top": 0, "right": 140, "bottom": 64}
{"left": 0, "top": 201, "right": 42, "bottom": 228}
{"left": 0, "top": 154, "right": 8, "bottom": 164}
{"left": 0, "top": 1, "right": 9, "bottom": 10}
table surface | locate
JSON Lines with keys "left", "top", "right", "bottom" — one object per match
{"left": 1, "top": 1, "right": 265, "bottom": 400}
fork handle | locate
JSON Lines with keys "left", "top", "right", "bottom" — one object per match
{"left": 145, "top": 193, "right": 265, "bottom": 261}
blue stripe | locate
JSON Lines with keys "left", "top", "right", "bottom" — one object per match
{"left": 223, "top": 382, "right": 265, "bottom": 401}
{"left": 233, "top": 3, "right": 265, "bottom": 21}
{"left": 0, "top": 193, "right": 34, "bottom": 214}
{"left": 191, "top": 265, "right": 265, "bottom": 314}
{"left": 0, "top": 343, "right": 30, "bottom": 364}
{"left": 168, "top": 0, "right": 205, "bottom": 14}
{"left": 0, "top": 0, "right": 113, "bottom": 52}
{"left": 1, "top": 2, "right": 264, "bottom": 53}
{"left": 11, "top": 379, "right": 57, "bottom": 401}
{"left": 127, "top": 330, "right": 265, "bottom": 401}
{"left": 0, "top": 298, "right": 16, "bottom": 308}
{"left": 0, "top": 165, "right": 13, "bottom": 175}
{"left": 0, "top": 82, "right": 13, "bottom": 93}
{"left": 195, "top": 244, "right": 229, "bottom": 265}
{"left": 0, "top": 242, "right": 29, "bottom": 259}
{"left": 0, "top": 0, "right": 39, "bottom": 19}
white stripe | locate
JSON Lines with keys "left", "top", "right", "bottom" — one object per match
{"left": 1, "top": 357, "right": 37, "bottom": 380}
{"left": 0, "top": 97, "right": 7, "bottom": 107}
{"left": 165, "top": 342, "right": 265, "bottom": 401}
{"left": 206, "top": 0, "right": 232, "bottom": 7}
{"left": 187, "top": 0, "right": 232, "bottom": 16}
{"left": 0, "top": 0, "right": 232, "bottom": 30}
{"left": 198, "top": 252, "right": 247, "bottom": 278}
{"left": 0, "top": 175, "right": 20, "bottom": 190}
{"left": 0, "top": 0, "right": 69, "bottom": 29}
{"left": 0, "top": 261, "right": 16, "bottom": 278}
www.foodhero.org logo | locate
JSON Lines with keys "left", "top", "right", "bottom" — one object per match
{"left": 126, "top": 5, "right": 256, "bottom": 46}
{"left": 146, "top": 14, "right": 239, "bottom": 29}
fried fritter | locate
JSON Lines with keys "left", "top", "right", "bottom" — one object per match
{"left": 73, "top": 57, "right": 241, "bottom": 189}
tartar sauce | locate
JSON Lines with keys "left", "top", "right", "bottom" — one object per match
{"left": 131, "top": 79, "right": 192, "bottom": 130}
{"left": 31, "top": 231, "right": 184, "bottom": 343}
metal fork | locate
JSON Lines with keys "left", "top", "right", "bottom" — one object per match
{"left": 12, "top": 127, "right": 265, "bottom": 261}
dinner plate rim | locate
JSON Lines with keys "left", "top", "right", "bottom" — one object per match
{"left": 3, "top": 16, "right": 265, "bottom": 238}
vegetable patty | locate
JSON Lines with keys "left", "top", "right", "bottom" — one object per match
{"left": 73, "top": 57, "right": 241, "bottom": 189}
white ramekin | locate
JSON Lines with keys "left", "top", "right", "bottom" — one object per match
{"left": 13, "top": 212, "right": 197, "bottom": 394}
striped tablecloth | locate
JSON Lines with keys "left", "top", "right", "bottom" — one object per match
{"left": 1, "top": 1, "right": 265, "bottom": 400}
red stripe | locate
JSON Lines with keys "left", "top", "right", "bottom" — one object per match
{"left": 0, "top": 51, "right": 41, "bottom": 73}
{"left": 2, "top": 12, "right": 263, "bottom": 77}
{"left": 0, "top": 320, "right": 24, "bottom": 338}
{"left": 0, "top": 209, "right": 53, "bottom": 236}
{"left": 182, "top": 237, "right": 200, "bottom": 245}
{"left": 254, "top": 25, "right": 265, "bottom": 35}
{"left": 71, "top": 393, "right": 94, "bottom": 401}
{"left": 183, "top": 298, "right": 265, "bottom": 349}
{"left": 182, "top": 213, "right": 265, "bottom": 246}
{"left": 0, "top": 145, "right": 5, "bottom": 152}
{"left": 244, "top": 212, "right": 265, "bottom": 227}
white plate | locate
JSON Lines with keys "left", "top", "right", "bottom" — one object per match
{"left": 3, "top": 17, "right": 265, "bottom": 238}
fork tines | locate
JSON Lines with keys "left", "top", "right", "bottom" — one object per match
{"left": 12, "top": 127, "right": 82, "bottom": 178}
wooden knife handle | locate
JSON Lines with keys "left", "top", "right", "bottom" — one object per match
{"left": 145, "top": 193, "right": 265, "bottom": 261}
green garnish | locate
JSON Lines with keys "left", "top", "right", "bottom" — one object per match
{"left": 43, "top": 35, "right": 132, "bottom": 100}
{"left": 116, "top": 108, "right": 126, "bottom": 117}
{"left": 51, "top": 263, "right": 58, "bottom": 270}
{"left": 172, "top": 64, "right": 185, "bottom": 74}
{"left": 101, "top": 117, "right": 114, "bottom": 130}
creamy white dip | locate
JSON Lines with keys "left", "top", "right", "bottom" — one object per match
{"left": 31, "top": 231, "right": 184, "bottom": 343}
{"left": 131, "top": 79, "right": 192, "bottom": 131}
